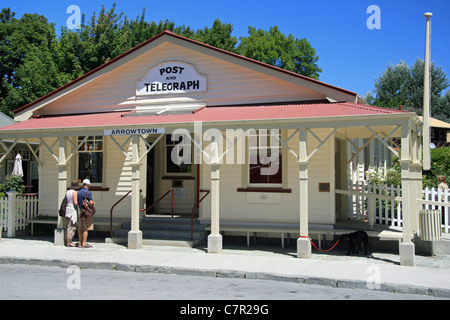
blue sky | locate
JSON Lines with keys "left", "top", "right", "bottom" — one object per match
{"left": 6, "top": 0, "right": 450, "bottom": 97}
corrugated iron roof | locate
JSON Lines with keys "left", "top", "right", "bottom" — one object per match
{"left": 0, "top": 102, "right": 412, "bottom": 132}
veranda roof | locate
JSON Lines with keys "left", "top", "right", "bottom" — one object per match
{"left": 0, "top": 102, "right": 414, "bottom": 136}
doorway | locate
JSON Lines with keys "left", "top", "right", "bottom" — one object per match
{"left": 146, "top": 148, "right": 155, "bottom": 213}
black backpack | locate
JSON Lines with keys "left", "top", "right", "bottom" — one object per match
{"left": 58, "top": 196, "right": 67, "bottom": 217}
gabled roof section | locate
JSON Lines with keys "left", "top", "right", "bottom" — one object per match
{"left": 13, "top": 30, "right": 359, "bottom": 118}
{"left": 418, "top": 116, "right": 450, "bottom": 129}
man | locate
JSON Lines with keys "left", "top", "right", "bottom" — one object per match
{"left": 77, "top": 179, "right": 95, "bottom": 248}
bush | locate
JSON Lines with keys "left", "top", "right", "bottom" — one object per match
{"left": 0, "top": 175, "right": 25, "bottom": 195}
{"left": 423, "top": 147, "right": 450, "bottom": 188}
{"left": 366, "top": 155, "right": 401, "bottom": 186}
{"left": 366, "top": 147, "right": 450, "bottom": 188}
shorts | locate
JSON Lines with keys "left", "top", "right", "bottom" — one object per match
{"left": 79, "top": 215, "right": 94, "bottom": 232}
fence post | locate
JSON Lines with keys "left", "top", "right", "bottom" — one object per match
{"left": 6, "top": 191, "right": 17, "bottom": 238}
{"left": 368, "top": 183, "right": 375, "bottom": 228}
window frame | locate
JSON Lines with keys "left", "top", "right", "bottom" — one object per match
{"left": 247, "top": 129, "right": 283, "bottom": 188}
{"left": 76, "top": 136, "right": 104, "bottom": 186}
{"left": 164, "top": 134, "right": 193, "bottom": 176}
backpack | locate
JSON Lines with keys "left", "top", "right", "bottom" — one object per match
{"left": 58, "top": 196, "right": 67, "bottom": 217}
{"left": 81, "top": 190, "right": 96, "bottom": 218}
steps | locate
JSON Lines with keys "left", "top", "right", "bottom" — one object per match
{"left": 105, "top": 215, "right": 208, "bottom": 247}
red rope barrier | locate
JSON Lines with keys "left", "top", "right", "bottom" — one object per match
{"left": 299, "top": 236, "right": 340, "bottom": 252}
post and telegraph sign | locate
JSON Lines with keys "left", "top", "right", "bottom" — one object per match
{"left": 136, "top": 61, "right": 207, "bottom": 96}
{"left": 104, "top": 61, "right": 206, "bottom": 136}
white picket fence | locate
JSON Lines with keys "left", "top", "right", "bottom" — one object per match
{"left": 0, "top": 196, "right": 6, "bottom": 231}
{"left": 347, "top": 182, "right": 449, "bottom": 234}
{"left": 348, "top": 181, "right": 403, "bottom": 228}
{"left": 0, "top": 193, "right": 39, "bottom": 234}
{"left": 422, "top": 187, "right": 449, "bottom": 234}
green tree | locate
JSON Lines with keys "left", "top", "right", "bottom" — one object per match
{"left": 119, "top": 8, "right": 195, "bottom": 50}
{"left": 409, "top": 59, "right": 450, "bottom": 120}
{"left": 0, "top": 9, "right": 65, "bottom": 115}
{"left": 370, "top": 61, "right": 411, "bottom": 108}
{"left": 193, "top": 19, "right": 237, "bottom": 52}
{"left": 1, "top": 4, "right": 324, "bottom": 115}
{"left": 423, "top": 147, "right": 450, "bottom": 188}
{"left": 237, "top": 26, "right": 321, "bottom": 79}
{"left": 59, "top": 5, "right": 195, "bottom": 76}
{"left": 368, "top": 58, "right": 450, "bottom": 121}
{"left": 77, "top": 3, "right": 124, "bottom": 72}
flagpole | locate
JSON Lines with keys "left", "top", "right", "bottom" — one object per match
{"left": 423, "top": 12, "right": 432, "bottom": 170}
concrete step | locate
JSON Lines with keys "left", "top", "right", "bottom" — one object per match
{"left": 121, "top": 219, "right": 206, "bottom": 232}
{"left": 105, "top": 237, "right": 201, "bottom": 247}
{"left": 113, "top": 229, "right": 205, "bottom": 241}
{"left": 110, "top": 215, "right": 208, "bottom": 247}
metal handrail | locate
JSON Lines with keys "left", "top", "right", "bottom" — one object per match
{"left": 110, "top": 189, "right": 143, "bottom": 237}
{"left": 191, "top": 189, "right": 210, "bottom": 241}
{"left": 140, "top": 188, "right": 174, "bottom": 217}
{"left": 110, "top": 190, "right": 132, "bottom": 237}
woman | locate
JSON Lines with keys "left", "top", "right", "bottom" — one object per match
{"left": 65, "top": 181, "right": 79, "bottom": 247}
{"left": 438, "top": 175, "right": 449, "bottom": 225}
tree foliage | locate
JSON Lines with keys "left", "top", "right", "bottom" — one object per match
{"left": 0, "top": 175, "right": 25, "bottom": 197}
{"left": 0, "top": 4, "right": 322, "bottom": 116}
{"left": 366, "top": 148, "right": 450, "bottom": 189}
{"left": 423, "top": 147, "right": 450, "bottom": 188}
{"left": 364, "top": 59, "right": 450, "bottom": 121}
{"left": 0, "top": 8, "right": 67, "bottom": 115}
{"left": 236, "top": 26, "right": 321, "bottom": 79}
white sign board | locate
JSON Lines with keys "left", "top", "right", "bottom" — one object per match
{"left": 136, "top": 62, "right": 207, "bottom": 96}
{"left": 172, "top": 188, "right": 187, "bottom": 199}
{"left": 104, "top": 128, "right": 165, "bottom": 136}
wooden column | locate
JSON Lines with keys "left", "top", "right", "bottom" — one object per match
{"left": 55, "top": 136, "right": 67, "bottom": 246}
{"left": 128, "top": 134, "right": 142, "bottom": 249}
{"left": 207, "top": 163, "right": 222, "bottom": 253}
{"left": 297, "top": 127, "right": 311, "bottom": 258}
{"left": 399, "top": 122, "right": 415, "bottom": 266}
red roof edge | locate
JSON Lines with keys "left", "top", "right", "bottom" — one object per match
{"left": 13, "top": 30, "right": 357, "bottom": 115}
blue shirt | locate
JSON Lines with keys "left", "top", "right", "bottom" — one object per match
{"left": 78, "top": 187, "right": 93, "bottom": 210}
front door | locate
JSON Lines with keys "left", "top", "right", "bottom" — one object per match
{"left": 146, "top": 148, "right": 155, "bottom": 213}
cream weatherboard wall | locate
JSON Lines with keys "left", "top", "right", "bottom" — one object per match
{"left": 38, "top": 135, "right": 147, "bottom": 219}
{"left": 198, "top": 128, "right": 336, "bottom": 226}
{"left": 37, "top": 127, "right": 336, "bottom": 226}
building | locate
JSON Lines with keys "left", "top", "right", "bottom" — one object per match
{"left": 419, "top": 116, "right": 450, "bottom": 147}
{"left": 0, "top": 31, "right": 423, "bottom": 265}
{"left": 0, "top": 112, "right": 39, "bottom": 193}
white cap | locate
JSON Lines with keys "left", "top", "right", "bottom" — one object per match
{"left": 82, "top": 179, "right": 91, "bottom": 185}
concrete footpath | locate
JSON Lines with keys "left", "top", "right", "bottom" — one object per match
{"left": 0, "top": 237, "right": 449, "bottom": 299}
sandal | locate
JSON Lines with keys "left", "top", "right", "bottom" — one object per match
{"left": 67, "top": 243, "right": 77, "bottom": 247}
{"left": 82, "top": 243, "right": 93, "bottom": 248}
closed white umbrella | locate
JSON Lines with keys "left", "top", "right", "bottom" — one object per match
{"left": 11, "top": 153, "right": 23, "bottom": 177}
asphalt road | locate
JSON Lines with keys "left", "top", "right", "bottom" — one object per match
{"left": 0, "top": 264, "right": 442, "bottom": 304}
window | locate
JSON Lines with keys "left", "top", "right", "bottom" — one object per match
{"left": 165, "top": 134, "right": 192, "bottom": 174}
{"left": 78, "top": 136, "right": 103, "bottom": 184}
{"left": 249, "top": 130, "right": 282, "bottom": 185}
